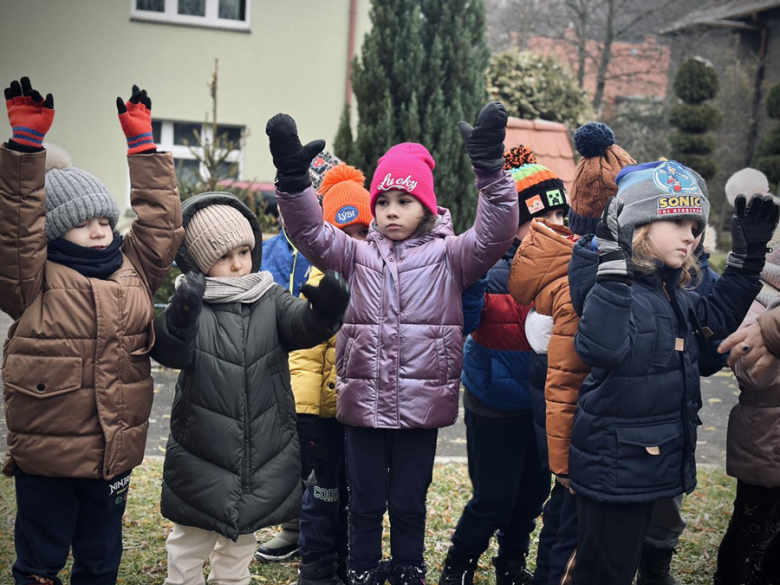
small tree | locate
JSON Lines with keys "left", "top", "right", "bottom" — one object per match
{"left": 486, "top": 50, "right": 593, "bottom": 130}
{"left": 154, "top": 61, "right": 274, "bottom": 309}
{"left": 668, "top": 57, "right": 723, "bottom": 180}
{"left": 755, "top": 83, "right": 780, "bottom": 190}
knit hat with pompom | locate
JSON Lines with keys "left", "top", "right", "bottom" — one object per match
{"left": 503, "top": 145, "right": 568, "bottom": 225}
{"left": 43, "top": 143, "right": 120, "bottom": 242}
{"left": 320, "top": 164, "right": 372, "bottom": 230}
{"left": 568, "top": 122, "right": 636, "bottom": 235}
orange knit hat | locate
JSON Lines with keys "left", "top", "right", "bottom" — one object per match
{"left": 320, "top": 164, "right": 372, "bottom": 230}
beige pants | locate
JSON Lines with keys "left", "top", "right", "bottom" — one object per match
{"left": 164, "top": 523, "right": 257, "bottom": 585}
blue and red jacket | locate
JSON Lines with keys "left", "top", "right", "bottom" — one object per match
{"left": 261, "top": 230, "right": 312, "bottom": 297}
{"left": 461, "top": 240, "right": 533, "bottom": 412}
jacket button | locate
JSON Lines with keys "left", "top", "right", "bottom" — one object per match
{"left": 329, "top": 383, "right": 335, "bottom": 389}
{"left": 389, "top": 258, "right": 394, "bottom": 262}
{"left": 36, "top": 383, "right": 45, "bottom": 392}
{"left": 97, "top": 467, "right": 103, "bottom": 474}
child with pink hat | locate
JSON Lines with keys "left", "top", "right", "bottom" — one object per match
{"left": 266, "top": 103, "right": 519, "bottom": 585}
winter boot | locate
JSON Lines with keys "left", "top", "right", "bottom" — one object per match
{"left": 388, "top": 561, "right": 427, "bottom": 585}
{"left": 492, "top": 555, "right": 533, "bottom": 585}
{"left": 299, "top": 554, "right": 344, "bottom": 585}
{"left": 637, "top": 544, "right": 677, "bottom": 585}
{"left": 255, "top": 520, "right": 300, "bottom": 561}
{"left": 438, "top": 547, "right": 478, "bottom": 585}
{"left": 348, "top": 562, "right": 390, "bottom": 585}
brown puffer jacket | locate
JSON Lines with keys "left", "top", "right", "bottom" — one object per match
{"left": 509, "top": 219, "right": 589, "bottom": 475}
{"left": 0, "top": 145, "right": 184, "bottom": 480}
{"left": 729, "top": 299, "right": 780, "bottom": 487}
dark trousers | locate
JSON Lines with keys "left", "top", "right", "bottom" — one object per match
{"left": 716, "top": 480, "right": 780, "bottom": 583}
{"left": 345, "top": 425, "right": 438, "bottom": 572}
{"left": 299, "top": 418, "right": 349, "bottom": 565}
{"left": 574, "top": 495, "right": 655, "bottom": 585}
{"left": 13, "top": 469, "right": 131, "bottom": 585}
{"left": 451, "top": 408, "right": 551, "bottom": 560}
{"left": 533, "top": 480, "right": 578, "bottom": 585}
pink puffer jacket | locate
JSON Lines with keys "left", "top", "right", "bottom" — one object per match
{"left": 276, "top": 169, "right": 518, "bottom": 429}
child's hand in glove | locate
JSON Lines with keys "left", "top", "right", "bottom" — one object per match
{"left": 297, "top": 414, "right": 328, "bottom": 484}
{"left": 168, "top": 272, "right": 206, "bottom": 335}
{"left": 595, "top": 198, "right": 634, "bottom": 285}
{"left": 265, "top": 113, "right": 325, "bottom": 193}
{"left": 301, "top": 270, "right": 351, "bottom": 323}
{"left": 458, "top": 101, "right": 508, "bottom": 172}
{"left": 728, "top": 194, "right": 780, "bottom": 274}
{"left": 117, "top": 85, "right": 156, "bottom": 154}
{"left": 5, "top": 77, "right": 54, "bottom": 150}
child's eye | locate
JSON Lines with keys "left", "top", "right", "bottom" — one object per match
{"left": 220, "top": 254, "right": 229, "bottom": 261}
{"left": 240, "top": 249, "right": 249, "bottom": 256}
{"left": 400, "top": 199, "right": 410, "bottom": 205}
{"left": 361, "top": 229, "right": 369, "bottom": 237}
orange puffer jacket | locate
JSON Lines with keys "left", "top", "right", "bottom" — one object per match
{"left": 509, "top": 219, "right": 589, "bottom": 476}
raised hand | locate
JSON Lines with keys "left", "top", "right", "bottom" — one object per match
{"left": 117, "top": 85, "right": 155, "bottom": 154}
{"left": 265, "top": 113, "right": 325, "bottom": 193}
{"left": 301, "top": 270, "right": 350, "bottom": 323}
{"left": 728, "top": 194, "right": 780, "bottom": 273}
{"left": 595, "top": 198, "right": 634, "bottom": 285}
{"left": 458, "top": 101, "right": 508, "bottom": 172}
{"left": 168, "top": 272, "right": 206, "bottom": 335}
{"left": 5, "top": 77, "right": 54, "bottom": 149}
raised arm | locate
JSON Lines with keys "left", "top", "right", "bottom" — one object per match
{"left": 266, "top": 114, "right": 356, "bottom": 277}
{"left": 116, "top": 86, "right": 184, "bottom": 293}
{"left": 0, "top": 77, "right": 54, "bottom": 319}
{"left": 448, "top": 102, "right": 518, "bottom": 289}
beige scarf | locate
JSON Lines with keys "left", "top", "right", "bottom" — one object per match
{"left": 176, "top": 272, "right": 276, "bottom": 304}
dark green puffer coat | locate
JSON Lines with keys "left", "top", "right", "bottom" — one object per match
{"left": 151, "top": 192, "right": 341, "bottom": 540}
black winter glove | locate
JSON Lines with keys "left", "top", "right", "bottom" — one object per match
{"left": 297, "top": 414, "right": 328, "bottom": 483}
{"left": 265, "top": 113, "right": 325, "bottom": 193}
{"left": 167, "top": 272, "right": 206, "bottom": 335}
{"left": 595, "top": 198, "right": 635, "bottom": 285}
{"left": 728, "top": 194, "right": 780, "bottom": 273}
{"left": 458, "top": 101, "right": 508, "bottom": 172}
{"left": 301, "top": 270, "right": 351, "bottom": 324}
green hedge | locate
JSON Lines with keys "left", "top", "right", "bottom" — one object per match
{"left": 668, "top": 132, "right": 717, "bottom": 155}
{"left": 767, "top": 83, "right": 780, "bottom": 120}
{"left": 673, "top": 58, "right": 720, "bottom": 104}
{"left": 668, "top": 103, "right": 723, "bottom": 133}
{"left": 755, "top": 155, "right": 780, "bottom": 187}
{"left": 675, "top": 154, "right": 719, "bottom": 180}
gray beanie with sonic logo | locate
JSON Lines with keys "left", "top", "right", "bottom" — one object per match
{"left": 615, "top": 160, "right": 709, "bottom": 234}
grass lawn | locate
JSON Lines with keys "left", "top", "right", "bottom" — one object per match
{"left": 0, "top": 461, "right": 736, "bottom": 584}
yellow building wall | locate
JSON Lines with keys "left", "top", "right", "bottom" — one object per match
{"left": 0, "top": 0, "right": 371, "bottom": 206}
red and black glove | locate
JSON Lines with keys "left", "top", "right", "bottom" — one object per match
{"left": 117, "top": 85, "right": 155, "bottom": 155}
{"left": 5, "top": 77, "right": 54, "bottom": 150}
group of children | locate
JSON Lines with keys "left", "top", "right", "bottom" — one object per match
{"left": 2, "top": 74, "right": 780, "bottom": 585}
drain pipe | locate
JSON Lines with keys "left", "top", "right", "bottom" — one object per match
{"left": 346, "top": 0, "right": 358, "bottom": 106}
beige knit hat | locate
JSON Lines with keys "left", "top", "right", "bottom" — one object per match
{"left": 184, "top": 204, "right": 255, "bottom": 273}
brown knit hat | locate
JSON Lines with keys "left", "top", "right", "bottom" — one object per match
{"left": 184, "top": 204, "right": 255, "bottom": 273}
{"left": 568, "top": 122, "right": 636, "bottom": 235}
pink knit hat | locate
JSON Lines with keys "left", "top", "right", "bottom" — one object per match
{"left": 369, "top": 143, "right": 437, "bottom": 216}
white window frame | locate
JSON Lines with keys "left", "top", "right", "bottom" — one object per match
{"left": 157, "top": 120, "right": 246, "bottom": 182}
{"left": 130, "top": 0, "right": 251, "bottom": 31}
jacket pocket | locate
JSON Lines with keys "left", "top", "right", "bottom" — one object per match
{"left": 650, "top": 316, "right": 674, "bottom": 370}
{"left": 615, "top": 421, "right": 682, "bottom": 491}
{"left": 338, "top": 338, "right": 355, "bottom": 379}
{"left": 436, "top": 338, "right": 448, "bottom": 383}
{"left": 4, "top": 355, "right": 82, "bottom": 399}
{"left": 270, "top": 371, "right": 296, "bottom": 431}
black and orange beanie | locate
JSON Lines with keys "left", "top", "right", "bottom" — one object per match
{"left": 503, "top": 145, "right": 569, "bottom": 225}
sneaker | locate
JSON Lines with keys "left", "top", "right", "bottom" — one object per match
{"left": 439, "top": 547, "right": 478, "bottom": 585}
{"left": 255, "top": 527, "right": 300, "bottom": 562}
{"left": 389, "top": 562, "right": 427, "bottom": 585}
{"left": 492, "top": 555, "right": 533, "bottom": 585}
{"left": 299, "top": 554, "right": 344, "bottom": 585}
{"left": 637, "top": 545, "right": 677, "bottom": 585}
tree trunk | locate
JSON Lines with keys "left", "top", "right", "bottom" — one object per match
{"left": 592, "top": 0, "right": 614, "bottom": 112}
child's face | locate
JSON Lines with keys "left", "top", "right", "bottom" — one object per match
{"left": 647, "top": 219, "right": 698, "bottom": 269}
{"left": 374, "top": 190, "right": 426, "bottom": 241}
{"left": 207, "top": 245, "right": 253, "bottom": 278}
{"left": 543, "top": 209, "right": 566, "bottom": 226}
{"left": 62, "top": 217, "right": 113, "bottom": 249}
{"left": 342, "top": 223, "right": 370, "bottom": 241}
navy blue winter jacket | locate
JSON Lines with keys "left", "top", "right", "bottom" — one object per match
{"left": 567, "top": 235, "right": 760, "bottom": 503}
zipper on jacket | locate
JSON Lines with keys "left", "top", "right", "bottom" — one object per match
{"left": 242, "top": 309, "right": 251, "bottom": 494}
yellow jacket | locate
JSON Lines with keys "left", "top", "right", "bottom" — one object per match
{"left": 289, "top": 268, "right": 338, "bottom": 418}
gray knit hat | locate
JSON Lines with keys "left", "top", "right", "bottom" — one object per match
{"left": 43, "top": 144, "right": 120, "bottom": 241}
{"left": 615, "top": 160, "right": 709, "bottom": 234}
{"left": 184, "top": 204, "right": 255, "bottom": 273}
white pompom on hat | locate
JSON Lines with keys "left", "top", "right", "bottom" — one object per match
{"left": 725, "top": 168, "right": 771, "bottom": 206}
